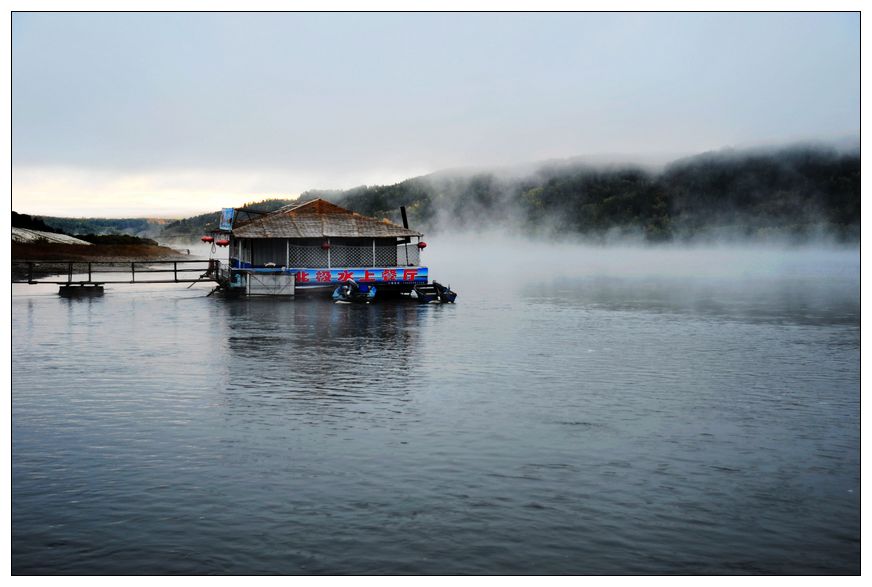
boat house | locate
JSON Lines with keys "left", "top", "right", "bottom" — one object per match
{"left": 220, "top": 198, "right": 428, "bottom": 296}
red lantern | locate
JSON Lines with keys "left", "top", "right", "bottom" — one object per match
{"left": 216, "top": 239, "right": 230, "bottom": 247}
{"left": 417, "top": 241, "right": 427, "bottom": 249}
{"left": 201, "top": 235, "right": 214, "bottom": 243}
{"left": 321, "top": 241, "right": 331, "bottom": 250}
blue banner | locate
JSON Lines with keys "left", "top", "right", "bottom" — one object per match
{"left": 219, "top": 208, "right": 235, "bottom": 231}
{"left": 294, "top": 267, "right": 428, "bottom": 285}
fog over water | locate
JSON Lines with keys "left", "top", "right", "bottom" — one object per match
{"left": 423, "top": 232, "right": 858, "bottom": 288}
{"left": 179, "top": 234, "right": 860, "bottom": 326}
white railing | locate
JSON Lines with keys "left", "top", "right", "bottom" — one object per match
{"left": 396, "top": 244, "right": 419, "bottom": 266}
{"left": 329, "top": 245, "right": 379, "bottom": 267}
{"left": 241, "top": 243, "right": 422, "bottom": 268}
{"left": 283, "top": 244, "right": 419, "bottom": 267}
{"left": 288, "top": 245, "right": 329, "bottom": 267}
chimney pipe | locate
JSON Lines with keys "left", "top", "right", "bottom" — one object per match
{"left": 400, "top": 206, "right": 409, "bottom": 229}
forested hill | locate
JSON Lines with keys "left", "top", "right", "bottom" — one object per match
{"left": 36, "top": 216, "right": 170, "bottom": 238}
{"left": 12, "top": 211, "right": 65, "bottom": 233}
{"left": 332, "top": 145, "right": 859, "bottom": 242}
{"left": 160, "top": 197, "right": 297, "bottom": 238}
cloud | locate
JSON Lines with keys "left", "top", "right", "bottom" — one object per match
{"left": 11, "top": 165, "right": 430, "bottom": 217}
{"left": 11, "top": 12, "right": 859, "bottom": 217}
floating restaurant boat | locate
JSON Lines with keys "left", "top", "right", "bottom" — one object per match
{"left": 209, "top": 198, "right": 455, "bottom": 302}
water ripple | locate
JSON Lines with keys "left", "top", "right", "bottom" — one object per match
{"left": 12, "top": 273, "right": 859, "bottom": 574}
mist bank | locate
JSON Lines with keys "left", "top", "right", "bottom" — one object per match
{"left": 334, "top": 144, "right": 859, "bottom": 243}
{"left": 426, "top": 231, "right": 859, "bottom": 281}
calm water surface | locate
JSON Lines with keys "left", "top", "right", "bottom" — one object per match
{"left": 12, "top": 245, "right": 860, "bottom": 574}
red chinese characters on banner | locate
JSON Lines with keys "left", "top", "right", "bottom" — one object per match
{"left": 315, "top": 270, "right": 331, "bottom": 283}
{"left": 296, "top": 270, "right": 310, "bottom": 283}
{"left": 403, "top": 269, "right": 418, "bottom": 281}
{"left": 381, "top": 269, "right": 397, "bottom": 281}
{"left": 363, "top": 270, "right": 376, "bottom": 282}
{"left": 337, "top": 270, "right": 354, "bottom": 281}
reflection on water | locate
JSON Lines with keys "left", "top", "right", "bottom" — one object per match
{"left": 11, "top": 248, "right": 860, "bottom": 574}
{"left": 223, "top": 299, "right": 423, "bottom": 405}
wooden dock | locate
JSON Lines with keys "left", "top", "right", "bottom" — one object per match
{"left": 12, "top": 259, "right": 221, "bottom": 293}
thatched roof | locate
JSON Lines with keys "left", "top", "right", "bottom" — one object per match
{"left": 231, "top": 199, "right": 422, "bottom": 239}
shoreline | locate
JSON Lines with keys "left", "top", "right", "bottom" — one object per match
{"left": 12, "top": 241, "right": 194, "bottom": 263}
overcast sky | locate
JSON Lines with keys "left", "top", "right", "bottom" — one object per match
{"left": 12, "top": 12, "right": 859, "bottom": 217}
